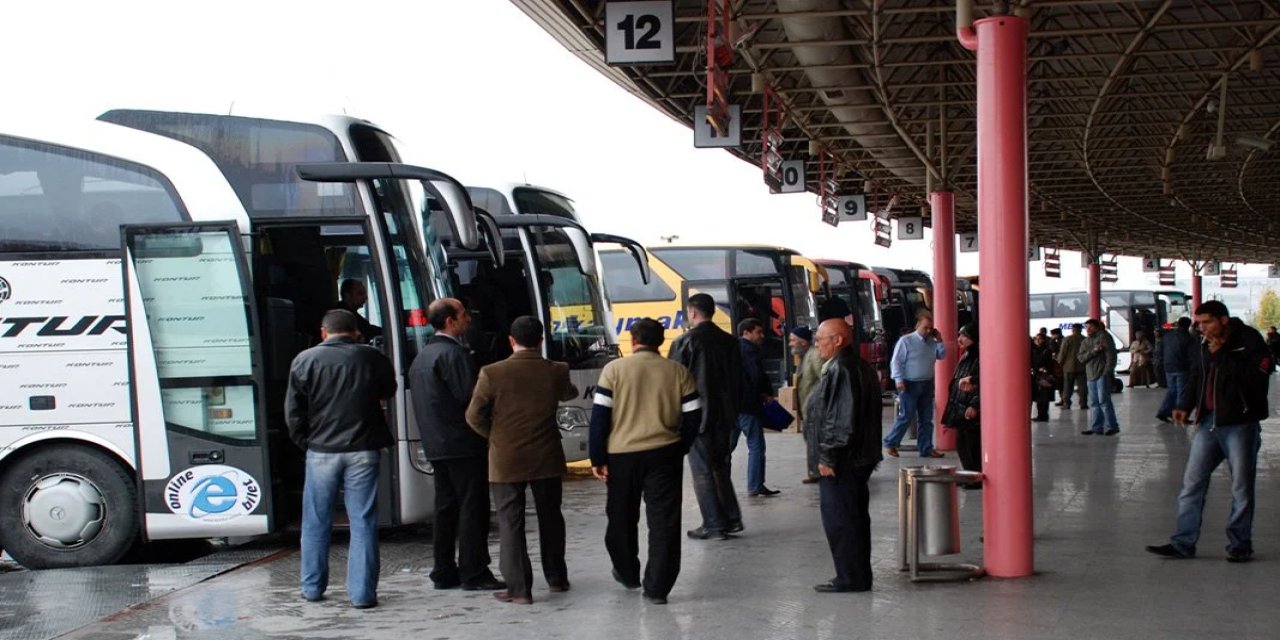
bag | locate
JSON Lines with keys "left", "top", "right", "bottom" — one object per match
{"left": 761, "top": 399, "right": 794, "bottom": 432}
{"left": 1037, "top": 374, "right": 1055, "bottom": 390}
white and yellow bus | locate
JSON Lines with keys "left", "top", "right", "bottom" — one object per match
{"left": 600, "top": 245, "right": 820, "bottom": 389}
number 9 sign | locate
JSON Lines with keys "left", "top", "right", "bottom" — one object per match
{"left": 605, "top": 1, "right": 675, "bottom": 65}
{"left": 838, "top": 195, "right": 867, "bottom": 221}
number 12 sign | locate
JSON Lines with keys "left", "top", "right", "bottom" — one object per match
{"left": 605, "top": 1, "right": 675, "bottom": 65}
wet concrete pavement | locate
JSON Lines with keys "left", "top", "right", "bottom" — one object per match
{"left": 4, "top": 385, "right": 1278, "bottom": 640}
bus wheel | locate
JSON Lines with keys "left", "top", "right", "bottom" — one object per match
{"left": 0, "top": 445, "right": 139, "bottom": 569}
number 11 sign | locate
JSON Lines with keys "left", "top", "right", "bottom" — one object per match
{"left": 605, "top": 1, "right": 675, "bottom": 65}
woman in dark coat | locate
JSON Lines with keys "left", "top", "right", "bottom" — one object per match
{"left": 1031, "top": 333, "right": 1056, "bottom": 422}
{"left": 942, "top": 324, "right": 981, "bottom": 484}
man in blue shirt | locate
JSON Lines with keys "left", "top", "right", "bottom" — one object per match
{"left": 884, "top": 310, "right": 946, "bottom": 458}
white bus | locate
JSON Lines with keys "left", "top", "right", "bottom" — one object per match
{"left": 455, "top": 184, "right": 649, "bottom": 461}
{"left": 1028, "top": 289, "right": 1190, "bottom": 373}
{"left": 0, "top": 117, "right": 485, "bottom": 568}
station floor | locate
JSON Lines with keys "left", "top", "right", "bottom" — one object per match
{"left": 4, "top": 383, "right": 1278, "bottom": 640}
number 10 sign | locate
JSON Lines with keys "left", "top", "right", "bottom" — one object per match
{"left": 605, "top": 1, "right": 675, "bottom": 65}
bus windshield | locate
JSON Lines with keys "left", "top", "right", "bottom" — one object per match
{"left": 528, "top": 225, "right": 611, "bottom": 369}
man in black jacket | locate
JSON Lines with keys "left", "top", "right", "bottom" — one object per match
{"left": 669, "top": 294, "right": 744, "bottom": 540}
{"left": 808, "top": 318, "right": 882, "bottom": 593}
{"left": 409, "top": 298, "right": 504, "bottom": 591}
{"left": 736, "top": 318, "right": 779, "bottom": 497}
{"left": 1155, "top": 316, "right": 1194, "bottom": 423}
{"left": 1147, "top": 301, "right": 1272, "bottom": 563}
{"left": 286, "top": 310, "right": 397, "bottom": 608}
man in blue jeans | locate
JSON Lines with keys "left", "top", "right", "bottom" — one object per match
{"left": 883, "top": 310, "right": 946, "bottom": 458}
{"left": 1147, "top": 301, "right": 1272, "bottom": 563}
{"left": 1156, "top": 316, "right": 1194, "bottom": 423}
{"left": 735, "top": 318, "right": 779, "bottom": 497}
{"left": 286, "top": 309, "right": 397, "bottom": 609}
{"left": 1077, "top": 318, "right": 1119, "bottom": 436}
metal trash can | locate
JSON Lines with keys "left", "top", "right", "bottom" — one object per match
{"left": 917, "top": 466, "right": 961, "bottom": 556}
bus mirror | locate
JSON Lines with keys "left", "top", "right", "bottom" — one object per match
{"left": 422, "top": 179, "right": 481, "bottom": 251}
{"left": 563, "top": 227, "right": 598, "bottom": 278}
{"left": 590, "top": 233, "right": 652, "bottom": 285}
{"left": 296, "top": 161, "right": 483, "bottom": 251}
{"left": 475, "top": 211, "right": 506, "bottom": 268}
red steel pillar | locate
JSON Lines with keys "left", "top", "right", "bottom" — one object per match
{"left": 959, "top": 13, "right": 1033, "bottom": 578}
{"left": 1088, "top": 261, "right": 1102, "bottom": 320}
{"left": 1191, "top": 270, "right": 1203, "bottom": 311}
{"left": 931, "top": 191, "right": 958, "bottom": 451}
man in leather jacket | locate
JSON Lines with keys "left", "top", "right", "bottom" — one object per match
{"left": 1147, "top": 301, "right": 1272, "bottom": 563}
{"left": 669, "top": 293, "right": 744, "bottom": 540}
{"left": 286, "top": 309, "right": 397, "bottom": 608}
{"left": 806, "top": 319, "right": 883, "bottom": 593}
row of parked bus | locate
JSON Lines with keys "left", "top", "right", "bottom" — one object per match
{"left": 0, "top": 109, "right": 1191, "bottom": 571}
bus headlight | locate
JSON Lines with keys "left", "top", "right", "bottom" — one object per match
{"left": 409, "top": 441, "right": 434, "bottom": 475}
{"left": 556, "top": 407, "right": 589, "bottom": 432}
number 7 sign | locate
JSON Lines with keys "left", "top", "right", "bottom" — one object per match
{"left": 605, "top": 2, "right": 675, "bottom": 65}
{"left": 959, "top": 232, "right": 978, "bottom": 253}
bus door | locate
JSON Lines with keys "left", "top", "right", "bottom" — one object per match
{"left": 730, "top": 276, "right": 789, "bottom": 388}
{"left": 122, "top": 223, "right": 272, "bottom": 540}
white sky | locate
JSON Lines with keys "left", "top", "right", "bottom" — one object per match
{"left": 1, "top": 0, "right": 1268, "bottom": 298}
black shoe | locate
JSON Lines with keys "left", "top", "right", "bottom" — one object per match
{"left": 1226, "top": 547, "right": 1254, "bottom": 563}
{"left": 1103, "top": 429, "right": 1119, "bottom": 436}
{"left": 1033, "top": 416, "right": 1049, "bottom": 422}
{"left": 548, "top": 583, "right": 571, "bottom": 593}
{"left": 749, "top": 486, "right": 781, "bottom": 497}
{"left": 1080, "top": 430, "right": 1097, "bottom": 435}
{"left": 432, "top": 580, "right": 460, "bottom": 590}
{"left": 301, "top": 592, "right": 325, "bottom": 602}
{"left": 612, "top": 569, "right": 641, "bottom": 590}
{"left": 1146, "top": 543, "right": 1194, "bottom": 559}
{"left": 687, "top": 526, "right": 732, "bottom": 541}
{"left": 725, "top": 521, "right": 744, "bottom": 534}
{"left": 813, "top": 581, "right": 867, "bottom": 593}
{"left": 462, "top": 578, "right": 507, "bottom": 591}
{"left": 352, "top": 600, "right": 378, "bottom": 609}
{"left": 1156, "top": 414, "right": 1173, "bottom": 424}
{"left": 642, "top": 592, "right": 668, "bottom": 605}
{"left": 802, "top": 476, "right": 820, "bottom": 484}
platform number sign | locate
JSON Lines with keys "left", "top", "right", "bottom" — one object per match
{"left": 1269, "top": 264, "right": 1280, "bottom": 279}
{"left": 1142, "top": 256, "right": 1160, "bottom": 273}
{"left": 838, "top": 195, "right": 867, "bottom": 221}
{"left": 959, "top": 232, "right": 978, "bottom": 253}
{"left": 1203, "top": 261, "right": 1221, "bottom": 276}
{"left": 1028, "top": 245, "right": 1042, "bottom": 261}
{"left": 605, "top": 2, "right": 675, "bottom": 65}
{"left": 779, "top": 160, "right": 806, "bottom": 193}
{"left": 693, "top": 104, "right": 742, "bottom": 148}
{"left": 898, "top": 216, "right": 924, "bottom": 240}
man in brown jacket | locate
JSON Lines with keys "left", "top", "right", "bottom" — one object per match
{"left": 466, "top": 316, "right": 578, "bottom": 605}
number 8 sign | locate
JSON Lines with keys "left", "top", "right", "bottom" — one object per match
{"left": 605, "top": 1, "right": 675, "bottom": 65}
{"left": 898, "top": 216, "right": 924, "bottom": 240}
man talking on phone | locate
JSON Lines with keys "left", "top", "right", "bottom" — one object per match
{"left": 883, "top": 310, "right": 946, "bottom": 458}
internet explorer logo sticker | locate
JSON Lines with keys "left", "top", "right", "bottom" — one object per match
{"left": 165, "top": 465, "right": 262, "bottom": 522}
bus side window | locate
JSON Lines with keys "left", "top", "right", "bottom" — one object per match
{"left": 0, "top": 137, "right": 185, "bottom": 254}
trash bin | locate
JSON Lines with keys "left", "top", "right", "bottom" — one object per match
{"left": 918, "top": 465, "right": 961, "bottom": 556}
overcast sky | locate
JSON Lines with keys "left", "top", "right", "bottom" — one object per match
{"left": 1, "top": 0, "right": 1265, "bottom": 297}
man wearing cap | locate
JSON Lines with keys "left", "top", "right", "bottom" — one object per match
{"left": 791, "top": 325, "right": 824, "bottom": 484}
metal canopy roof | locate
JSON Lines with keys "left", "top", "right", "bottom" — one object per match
{"left": 511, "top": 0, "right": 1280, "bottom": 264}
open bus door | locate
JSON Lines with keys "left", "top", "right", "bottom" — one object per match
{"left": 122, "top": 222, "right": 273, "bottom": 540}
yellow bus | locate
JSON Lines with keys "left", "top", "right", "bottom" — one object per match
{"left": 600, "top": 245, "right": 821, "bottom": 389}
